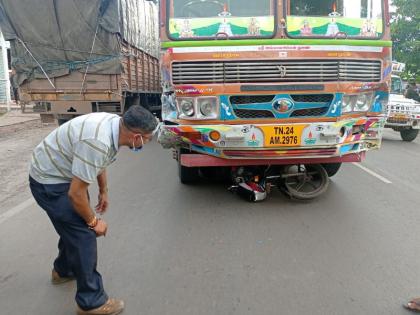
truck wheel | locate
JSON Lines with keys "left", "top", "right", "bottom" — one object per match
{"left": 279, "top": 164, "right": 329, "bottom": 200}
{"left": 200, "top": 167, "right": 231, "bottom": 183}
{"left": 321, "top": 163, "right": 342, "bottom": 177}
{"left": 400, "top": 128, "right": 419, "bottom": 142}
{"left": 178, "top": 150, "right": 200, "bottom": 184}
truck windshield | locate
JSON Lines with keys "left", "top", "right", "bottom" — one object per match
{"left": 167, "top": 0, "right": 275, "bottom": 39}
{"left": 285, "top": 0, "right": 383, "bottom": 38}
{"left": 391, "top": 77, "right": 403, "bottom": 95}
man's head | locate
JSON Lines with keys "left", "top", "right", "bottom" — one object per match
{"left": 119, "top": 105, "right": 159, "bottom": 150}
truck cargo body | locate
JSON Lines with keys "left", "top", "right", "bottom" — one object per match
{"left": 0, "top": 0, "right": 161, "bottom": 122}
{"left": 19, "top": 42, "right": 161, "bottom": 119}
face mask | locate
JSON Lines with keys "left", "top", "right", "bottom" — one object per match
{"left": 130, "top": 135, "right": 144, "bottom": 153}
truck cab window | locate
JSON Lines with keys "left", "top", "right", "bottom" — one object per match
{"left": 168, "top": 0, "right": 275, "bottom": 39}
{"left": 286, "top": 0, "right": 383, "bottom": 38}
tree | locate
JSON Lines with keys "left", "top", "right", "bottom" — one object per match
{"left": 391, "top": 0, "right": 420, "bottom": 80}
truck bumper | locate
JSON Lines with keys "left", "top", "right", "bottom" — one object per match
{"left": 158, "top": 117, "right": 384, "bottom": 163}
{"left": 385, "top": 117, "right": 420, "bottom": 129}
{"left": 180, "top": 152, "right": 365, "bottom": 167}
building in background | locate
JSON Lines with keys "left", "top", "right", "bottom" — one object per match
{"left": 0, "top": 30, "right": 11, "bottom": 107}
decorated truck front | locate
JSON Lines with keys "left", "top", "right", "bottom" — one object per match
{"left": 157, "top": 0, "right": 391, "bottom": 201}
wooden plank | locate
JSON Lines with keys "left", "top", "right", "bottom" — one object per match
{"left": 155, "top": 60, "right": 160, "bottom": 90}
{"left": 127, "top": 53, "right": 132, "bottom": 90}
{"left": 142, "top": 51, "right": 146, "bottom": 91}
{"left": 147, "top": 54, "right": 151, "bottom": 91}
{"left": 135, "top": 52, "right": 139, "bottom": 90}
{"left": 20, "top": 72, "right": 117, "bottom": 91}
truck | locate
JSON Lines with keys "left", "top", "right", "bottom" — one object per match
{"left": 0, "top": 0, "right": 161, "bottom": 124}
{"left": 156, "top": 0, "right": 391, "bottom": 201}
{"left": 385, "top": 62, "right": 420, "bottom": 141}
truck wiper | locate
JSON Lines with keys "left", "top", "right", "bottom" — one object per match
{"left": 335, "top": 31, "right": 348, "bottom": 39}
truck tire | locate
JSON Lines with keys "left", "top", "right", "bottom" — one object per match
{"left": 178, "top": 149, "right": 200, "bottom": 184}
{"left": 400, "top": 128, "right": 419, "bottom": 142}
{"left": 321, "top": 163, "right": 342, "bottom": 177}
{"left": 200, "top": 167, "right": 231, "bottom": 183}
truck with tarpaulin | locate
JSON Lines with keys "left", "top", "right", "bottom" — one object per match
{"left": 0, "top": 0, "right": 161, "bottom": 124}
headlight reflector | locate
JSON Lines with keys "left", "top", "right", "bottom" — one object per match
{"left": 180, "top": 99, "right": 194, "bottom": 117}
{"left": 342, "top": 95, "right": 354, "bottom": 113}
{"left": 342, "top": 93, "right": 374, "bottom": 113}
{"left": 354, "top": 93, "right": 373, "bottom": 112}
{"left": 200, "top": 101, "right": 215, "bottom": 116}
{"left": 197, "top": 97, "right": 218, "bottom": 119}
{"left": 176, "top": 97, "right": 219, "bottom": 120}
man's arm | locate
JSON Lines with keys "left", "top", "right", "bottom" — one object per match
{"left": 97, "top": 170, "right": 108, "bottom": 194}
{"left": 68, "top": 176, "right": 107, "bottom": 236}
{"left": 68, "top": 177, "right": 94, "bottom": 223}
{"left": 96, "top": 170, "right": 109, "bottom": 214}
{"left": 70, "top": 139, "right": 110, "bottom": 235}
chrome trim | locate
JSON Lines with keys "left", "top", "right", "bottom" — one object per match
{"left": 172, "top": 59, "right": 381, "bottom": 84}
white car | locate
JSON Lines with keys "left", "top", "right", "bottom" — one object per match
{"left": 385, "top": 75, "right": 420, "bottom": 141}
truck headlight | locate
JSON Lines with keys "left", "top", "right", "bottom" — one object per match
{"left": 342, "top": 93, "right": 374, "bottom": 113}
{"left": 179, "top": 99, "right": 195, "bottom": 117}
{"left": 342, "top": 95, "right": 354, "bottom": 113}
{"left": 198, "top": 97, "right": 218, "bottom": 119}
{"left": 354, "top": 93, "right": 374, "bottom": 112}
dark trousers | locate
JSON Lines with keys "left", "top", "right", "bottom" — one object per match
{"left": 29, "top": 176, "right": 108, "bottom": 310}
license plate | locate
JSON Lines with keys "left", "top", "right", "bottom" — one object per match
{"left": 260, "top": 125, "right": 307, "bottom": 147}
{"left": 391, "top": 113, "right": 408, "bottom": 119}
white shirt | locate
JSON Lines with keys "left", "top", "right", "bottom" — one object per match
{"left": 30, "top": 113, "right": 120, "bottom": 184}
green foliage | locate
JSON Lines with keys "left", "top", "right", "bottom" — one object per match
{"left": 391, "top": 0, "right": 420, "bottom": 81}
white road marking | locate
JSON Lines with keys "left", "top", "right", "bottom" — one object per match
{"left": 352, "top": 163, "right": 392, "bottom": 184}
{"left": 0, "top": 198, "right": 35, "bottom": 225}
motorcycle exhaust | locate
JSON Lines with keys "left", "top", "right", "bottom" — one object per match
{"left": 229, "top": 182, "right": 267, "bottom": 202}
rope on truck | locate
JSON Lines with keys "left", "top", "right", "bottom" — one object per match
{"left": 13, "top": 37, "right": 120, "bottom": 82}
{"left": 17, "top": 37, "right": 56, "bottom": 89}
{"left": 80, "top": 23, "right": 100, "bottom": 94}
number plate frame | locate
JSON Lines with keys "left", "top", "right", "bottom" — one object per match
{"left": 260, "top": 125, "right": 307, "bottom": 147}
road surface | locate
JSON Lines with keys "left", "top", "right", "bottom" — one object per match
{"left": 0, "top": 128, "right": 419, "bottom": 315}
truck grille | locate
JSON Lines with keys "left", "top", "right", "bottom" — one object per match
{"left": 290, "top": 94, "right": 334, "bottom": 103}
{"left": 230, "top": 95, "right": 275, "bottom": 105}
{"left": 386, "top": 117, "right": 409, "bottom": 124}
{"left": 172, "top": 60, "right": 382, "bottom": 84}
{"left": 233, "top": 109, "right": 275, "bottom": 119}
{"left": 387, "top": 105, "right": 411, "bottom": 113}
{"left": 290, "top": 107, "right": 329, "bottom": 117}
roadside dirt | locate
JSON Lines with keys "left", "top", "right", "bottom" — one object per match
{"left": 0, "top": 120, "right": 55, "bottom": 212}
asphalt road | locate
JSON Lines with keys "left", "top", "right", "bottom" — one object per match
{"left": 1, "top": 129, "right": 419, "bottom": 315}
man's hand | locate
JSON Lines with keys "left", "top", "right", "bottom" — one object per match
{"left": 93, "top": 219, "right": 108, "bottom": 237}
{"left": 95, "top": 192, "right": 109, "bottom": 214}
